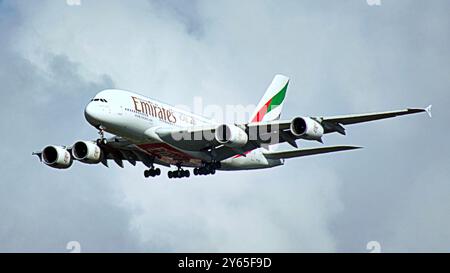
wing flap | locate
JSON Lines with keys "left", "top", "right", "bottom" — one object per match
{"left": 263, "top": 145, "right": 361, "bottom": 159}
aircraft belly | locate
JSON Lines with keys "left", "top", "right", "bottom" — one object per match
{"left": 137, "top": 143, "right": 204, "bottom": 167}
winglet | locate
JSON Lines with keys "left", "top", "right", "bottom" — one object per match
{"left": 425, "top": 105, "right": 432, "bottom": 118}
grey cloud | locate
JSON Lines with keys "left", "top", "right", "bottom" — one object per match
{"left": 0, "top": 41, "right": 140, "bottom": 251}
{"left": 151, "top": 0, "right": 205, "bottom": 37}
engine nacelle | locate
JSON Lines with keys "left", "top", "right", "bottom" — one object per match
{"left": 72, "top": 141, "right": 102, "bottom": 164}
{"left": 42, "top": 145, "right": 73, "bottom": 169}
{"left": 290, "top": 117, "right": 324, "bottom": 140}
{"left": 215, "top": 124, "right": 248, "bottom": 148}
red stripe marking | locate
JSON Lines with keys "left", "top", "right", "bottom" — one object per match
{"left": 251, "top": 98, "right": 272, "bottom": 122}
{"left": 232, "top": 149, "right": 254, "bottom": 158}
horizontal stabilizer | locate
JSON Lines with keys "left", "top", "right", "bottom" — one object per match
{"left": 263, "top": 145, "right": 361, "bottom": 159}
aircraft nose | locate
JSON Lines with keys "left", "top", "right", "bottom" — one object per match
{"left": 84, "top": 102, "right": 99, "bottom": 126}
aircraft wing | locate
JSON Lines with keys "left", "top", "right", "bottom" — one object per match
{"left": 318, "top": 105, "right": 432, "bottom": 134}
{"left": 321, "top": 107, "right": 431, "bottom": 125}
{"left": 246, "top": 105, "right": 432, "bottom": 137}
{"left": 263, "top": 145, "right": 362, "bottom": 159}
{"left": 147, "top": 105, "right": 431, "bottom": 161}
{"left": 137, "top": 105, "right": 431, "bottom": 162}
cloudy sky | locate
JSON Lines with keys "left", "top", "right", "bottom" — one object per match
{"left": 0, "top": 0, "right": 449, "bottom": 252}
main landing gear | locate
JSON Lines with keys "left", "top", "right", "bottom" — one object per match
{"left": 168, "top": 169, "right": 190, "bottom": 179}
{"left": 193, "top": 162, "right": 221, "bottom": 176}
{"left": 167, "top": 163, "right": 190, "bottom": 179}
{"left": 144, "top": 167, "right": 161, "bottom": 178}
{"left": 157, "top": 161, "right": 222, "bottom": 180}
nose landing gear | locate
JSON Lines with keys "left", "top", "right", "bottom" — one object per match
{"left": 96, "top": 125, "right": 107, "bottom": 145}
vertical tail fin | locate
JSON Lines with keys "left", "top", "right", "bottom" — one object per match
{"left": 249, "top": 74, "right": 290, "bottom": 123}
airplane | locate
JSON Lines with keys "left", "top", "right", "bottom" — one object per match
{"left": 33, "top": 75, "right": 432, "bottom": 179}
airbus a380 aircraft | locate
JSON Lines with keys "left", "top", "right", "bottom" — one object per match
{"left": 33, "top": 75, "right": 431, "bottom": 179}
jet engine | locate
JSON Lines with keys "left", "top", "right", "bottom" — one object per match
{"left": 290, "top": 117, "right": 324, "bottom": 140}
{"left": 215, "top": 124, "right": 248, "bottom": 148}
{"left": 72, "top": 141, "right": 103, "bottom": 164}
{"left": 42, "top": 145, "right": 73, "bottom": 169}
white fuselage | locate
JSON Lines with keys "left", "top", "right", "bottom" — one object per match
{"left": 84, "top": 89, "right": 283, "bottom": 170}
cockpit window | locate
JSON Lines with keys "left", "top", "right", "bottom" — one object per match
{"left": 90, "top": 98, "right": 108, "bottom": 103}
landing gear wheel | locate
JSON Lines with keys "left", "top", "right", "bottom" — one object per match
{"left": 145, "top": 167, "right": 161, "bottom": 179}
{"left": 195, "top": 161, "right": 220, "bottom": 176}
{"left": 96, "top": 126, "right": 107, "bottom": 146}
{"left": 168, "top": 166, "right": 191, "bottom": 179}
{"left": 96, "top": 138, "right": 107, "bottom": 146}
